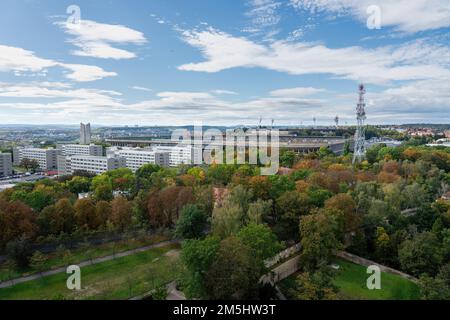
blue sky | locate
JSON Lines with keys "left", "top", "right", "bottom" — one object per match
{"left": 0, "top": 0, "right": 449, "bottom": 126}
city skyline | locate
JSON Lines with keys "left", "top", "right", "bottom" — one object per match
{"left": 1, "top": 0, "right": 450, "bottom": 126}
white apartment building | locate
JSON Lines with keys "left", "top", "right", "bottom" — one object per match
{"left": 59, "top": 144, "right": 103, "bottom": 157}
{"left": 15, "top": 148, "right": 58, "bottom": 170}
{"left": 60, "top": 155, "right": 126, "bottom": 175}
{"left": 0, "top": 152, "right": 12, "bottom": 177}
{"left": 152, "top": 146, "right": 201, "bottom": 167}
{"left": 115, "top": 149, "right": 170, "bottom": 172}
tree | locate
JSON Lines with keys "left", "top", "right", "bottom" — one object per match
{"left": 324, "top": 194, "right": 359, "bottom": 233}
{"left": 20, "top": 158, "right": 40, "bottom": 172}
{"left": 237, "top": 223, "right": 283, "bottom": 261}
{"left": 91, "top": 174, "right": 113, "bottom": 201}
{"left": 66, "top": 176, "right": 91, "bottom": 194}
{"left": 0, "top": 200, "right": 37, "bottom": 249}
{"left": 398, "top": 232, "right": 444, "bottom": 277}
{"left": 419, "top": 275, "right": 450, "bottom": 300}
{"left": 74, "top": 198, "right": 97, "bottom": 230}
{"left": 292, "top": 269, "right": 338, "bottom": 300}
{"left": 175, "top": 205, "right": 208, "bottom": 239}
{"left": 110, "top": 196, "right": 132, "bottom": 230}
{"left": 30, "top": 251, "right": 48, "bottom": 276}
{"left": 136, "top": 163, "right": 162, "bottom": 189}
{"left": 180, "top": 236, "right": 220, "bottom": 298}
{"left": 247, "top": 199, "right": 272, "bottom": 224}
{"left": 95, "top": 200, "right": 111, "bottom": 228}
{"left": 54, "top": 198, "right": 76, "bottom": 234}
{"left": 211, "top": 201, "right": 245, "bottom": 239}
{"left": 205, "top": 237, "right": 261, "bottom": 299}
{"left": 275, "top": 191, "right": 311, "bottom": 240}
{"left": 5, "top": 235, "right": 33, "bottom": 268}
{"left": 299, "top": 212, "right": 341, "bottom": 272}
{"left": 280, "top": 150, "right": 297, "bottom": 168}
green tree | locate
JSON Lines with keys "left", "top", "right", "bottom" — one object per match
{"left": 180, "top": 236, "right": 221, "bottom": 298}
{"left": 299, "top": 212, "right": 341, "bottom": 272}
{"left": 398, "top": 232, "right": 444, "bottom": 277}
{"left": 211, "top": 201, "right": 245, "bottom": 239}
{"left": 247, "top": 199, "right": 272, "bottom": 224}
{"left": 175, "top": 205, "right": 208, "bottom": 239}
{"left": 205, "top": 237, "right": 261, "bottom": 299}
{"left": 237, "top": 223, "right": 283, "bottom": 261}
{"left": 292, "top": 269, "right": 338, "bottom": 300}
{"left": 66, "top": 176, "right": 91, "bottom": 194}
{"left": 5, "top": 235, "right": 33, "bottom": 268}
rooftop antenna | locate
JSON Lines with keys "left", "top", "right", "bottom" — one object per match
{"left": 353, "top": 84, "right": 367, "bottom": 164}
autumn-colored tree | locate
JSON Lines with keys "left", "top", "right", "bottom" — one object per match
{"left": 148, "top": 186, "right": 195, "bottom": 227}
{"left": 53, "top": 198, "right": 76, "bottom": 234}
{"left": 74, "top": 198, "right": 97, "bottom": 230}
{"left": 95, "top": 200, "right": 111, "bottom": 228}
{"left": 0, "top": 200, "right": 37, "bottom": 249}
{"left": 110, "top": 196, "right": 132, "bottom": 230}
{"left": 324, "top": 194, "right": 360, "bottom": 233}
{"left": 248, "top": 176, "right": 272, "bottom": 200}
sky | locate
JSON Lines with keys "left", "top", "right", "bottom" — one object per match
{"left": 0, "top": 0, "right": 449, "bottom": 126}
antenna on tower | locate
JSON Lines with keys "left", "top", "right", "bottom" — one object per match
{"left": 258, "top": 117, "right": 262, "bottom": 129}
{"left": 271, "top": 119, "right": 274, "bottom": 129}
{"left": 334, "top": 115, "right": 339, "bottom": 128}
{"left": 353, "top": 84, "right": 367, "bottom": 164}
{"left": 313, "top": 116, "right": 317, "bottom": 128}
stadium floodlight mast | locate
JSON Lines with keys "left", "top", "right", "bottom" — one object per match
{"left": 353, "top": 84, "right": 367, "bottom": 164}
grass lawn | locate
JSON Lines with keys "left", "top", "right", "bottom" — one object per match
{"left": 279, "top": 258, "right": 420, "bottom": 300}
{"left": 0, "top": 243, "right": 182, "bottom": 300}
{"left": 0, "top": 234, "right": 169, "bottom": 283}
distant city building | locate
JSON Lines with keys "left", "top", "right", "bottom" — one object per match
{"left": 152, "top": 146, "right": 200, "bottom": 166}
{"left": 0, "top": 152, "right": 13, "bottom": 177}
{"left": 113, "top": 148, "right": 170, "bottom": 172}
{"left": 366, "top": 137, "right": 402, "bottom": 149}
{"left": 80, "top": 123, "right": 92, "bottom": 145}
{"left": 58, "top": 155, "right": 126, "bottom": 175}
{"left": 14, "top": 147, "right": 58, "bottom": 170}
{"left": 59, "top": 144, "right": 103, "bottom": 157}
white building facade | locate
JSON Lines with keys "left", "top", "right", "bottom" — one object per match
{"left": 15, "top": 148, "right": 58, "bottom": 170}
{"left": 115, "top": 149, "right": 170, "bottom": 172}
{"left": 59, "top": 144, "right": 103, "bottom": 157}
{"left": 152, "top": 146, "right": 200, "bottom": 166}
{"left": 59, "top": 155, "right": 126, "bottom": 175}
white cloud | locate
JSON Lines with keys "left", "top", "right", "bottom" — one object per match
{"left": 131, "top": 86, "right": 153, "bottom": 92}
{"left": 0, "top": 45, "right": 116, "bottom": 82}
{"left": 178, "top": 27, "right": 450, "bottom": 84}
{"left": 244, "top": 0, "right": 282, "bottom": 36}
{"left": 270, "top": 87, "right": 325, "bottom": 97}
{"left": 56, "top": 20, "right": 147, "bottom": 59}
{"left": 211, "top": 89, "right": 238, "bottom": 95}
{"left": 290, "top": 0, "right": 450, "bottom": 33}
{"left": 61, "top": 63, "right": 117, "bottom": 82}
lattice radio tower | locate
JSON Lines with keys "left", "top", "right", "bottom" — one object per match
{"left": 353, "top": 84, "right": 367, "bottom": 164}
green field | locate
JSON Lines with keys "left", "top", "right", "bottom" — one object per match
{"left": 0, "top": 243, "right": 182, "bottom": 300}
{"left": 0, "top": 234, "right": 169, "bottom": 283}
{"left": 279, "top": 258, "right": 421, "bottom": 300}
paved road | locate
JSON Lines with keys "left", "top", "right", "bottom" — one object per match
{"left": 0, "top": 239, "right": 179, "bottom": 289}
